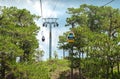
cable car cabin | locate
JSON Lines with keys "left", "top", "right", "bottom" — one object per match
{"left": 42, "top": 36, "right": 45, "bottom": 42}
{"left": 67, "top": 32, "right": 75, "bottom": 43}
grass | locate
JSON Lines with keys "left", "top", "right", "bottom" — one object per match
{"left": 12, "top": 59, "right": 70, "bottom": 79}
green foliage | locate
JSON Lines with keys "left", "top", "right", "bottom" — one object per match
{"left": 11, "top": 59, "right": 70, "bottom": 79}
{"left": 17, "top": 62, "right": 50, "bottom": 79}
{"left": 0, "top": 6, "right": 40, "bottom": 78}
{"left": 0, "top": 6, "right": 40, "bottom": 58}
{"left": 53, "top": 50, "right": 58, "bottom": 59}
{"left": 33, "top": 49, "right": 44, "bottom": 62}
{"left": 59, "top": 4, "right": 120, "bottom": 79}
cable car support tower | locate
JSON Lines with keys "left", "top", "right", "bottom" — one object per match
{"left": 40, "top": 0, "right": 59, "bottom": 59}
{"left": 42, "top": 18, "right": 59, "bottom": 59}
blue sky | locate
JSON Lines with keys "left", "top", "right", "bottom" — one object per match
{"left": 0, "top": 0, "right": 120, "bottom": 60}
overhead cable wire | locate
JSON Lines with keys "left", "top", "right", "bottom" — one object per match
{"left": 40, "top": 0, "right": 43, "bottom": 17}
{"left": 50, "top": 0, "right": 59, "bottom": 17}
{"left": 102, "top": 0, "right": 115, "bottom": 6}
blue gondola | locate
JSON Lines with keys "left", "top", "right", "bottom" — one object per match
{"left": 67, "top": 32, "right": 75, "bottom": 42}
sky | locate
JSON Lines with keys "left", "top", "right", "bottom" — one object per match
{"left": 0, "top": 0, "right": 120, "bottom": 60}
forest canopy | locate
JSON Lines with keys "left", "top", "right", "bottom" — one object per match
{"left": 58, "top": 4, "right": 120, "bottom": 79}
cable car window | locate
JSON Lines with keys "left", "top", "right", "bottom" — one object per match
{"left": 68, "top": 32, "right": 74, "bottom": 40}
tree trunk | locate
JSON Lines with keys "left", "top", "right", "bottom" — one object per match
{"left": 111, "top": 62, "right": 114, "bottom": 79}
{"left": 106, "top": 57, "right": 110, "bottom": 79}
{"left": 1, "top": 56, "right": 5, "bottom": 79}
{"left": 106, "top": 65, "right": 109, "bottom": 79}
{"left": 71, "top": 47, "right": 73, "bottom": 79}
{"left": 117, "top": 61, "right": 119, "bottom": 73}
{"left": 63, "top": 49, "right": 65, "bottom": 58}
{"left": 79, "top": 51, "right": 82, "bottom": 79}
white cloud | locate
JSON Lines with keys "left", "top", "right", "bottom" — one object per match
{"left": 32, "top": 1, "right": 41, "bottom": 15}
{"left": 25, "top": 0, "right": 61, "bottom": 18}
{"left": 41, "top": 1, "right": 60, "bottom": 18}
{"left": 26, "top": 0, "right": 32, "bottom": 4}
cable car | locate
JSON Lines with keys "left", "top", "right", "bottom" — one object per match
{"left": 67, "top": 32, "right": 75, "bottom": 43}
{"left": 42, "top": 36, "right": 45, "bottom": 42}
